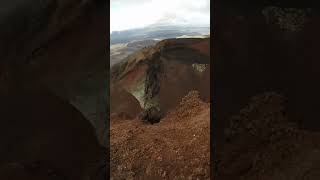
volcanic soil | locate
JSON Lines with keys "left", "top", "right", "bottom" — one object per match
{"left": 110, "top": 91, "right": 210, "bottom": 179}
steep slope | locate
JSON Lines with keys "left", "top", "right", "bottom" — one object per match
{"left": 110, "top": 37, "right": 210, "bottom": 121}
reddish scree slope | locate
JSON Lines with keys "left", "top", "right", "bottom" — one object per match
{"left": 110, "top": 91, "right": 210, "bottom": 179}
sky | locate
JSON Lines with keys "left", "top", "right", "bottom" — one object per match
{"left": 110, "top": 0, "right": 210, "bottom": 33}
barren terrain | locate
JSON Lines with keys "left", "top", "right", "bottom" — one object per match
{"left": 110, "top": 37, "right": 210, "bottom": 179}
{"left": 110, "top": 91, "right": 210, "bottom": 179}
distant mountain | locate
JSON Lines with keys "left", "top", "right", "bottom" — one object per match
{"left": 110, "top": 24, "right": 209, "bottom": 45}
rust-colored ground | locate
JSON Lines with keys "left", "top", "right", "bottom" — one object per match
{"left": 110, "top": 91, "right": 210, "bottom": 179}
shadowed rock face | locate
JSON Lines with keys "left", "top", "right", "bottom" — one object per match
{"left": 0, "top": 0, "right": 107, "bottom": 179}
{"left": 139, "top": 106, "right": 163, "bottom": 124}
{"left": 111, "top": 38, "right": 210, "bottom": 123}
{"left": 25, "top": 1, "right": 108, "bottom": 147}
{"left": 0, "top": 80, "right": 104, "bottom": 180}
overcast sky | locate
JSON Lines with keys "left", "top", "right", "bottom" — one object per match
{"left": 110, "top": 0, "right": 210, "bottom": 33}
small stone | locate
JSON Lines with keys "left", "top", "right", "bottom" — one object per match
{"left": 157, "top": 156, "right": 162, "bottom": 161}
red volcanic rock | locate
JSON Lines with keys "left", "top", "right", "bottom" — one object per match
{"left": 111, "top": 38, "right": 210, "bottom": 121}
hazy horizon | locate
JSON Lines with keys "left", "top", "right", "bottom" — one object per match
{"left": 110, "top": 0, "right": 210, "bottom": 33}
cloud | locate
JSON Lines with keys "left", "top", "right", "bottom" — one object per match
{"left": 110, "top": 0, "right": 210, "bottom": 32}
